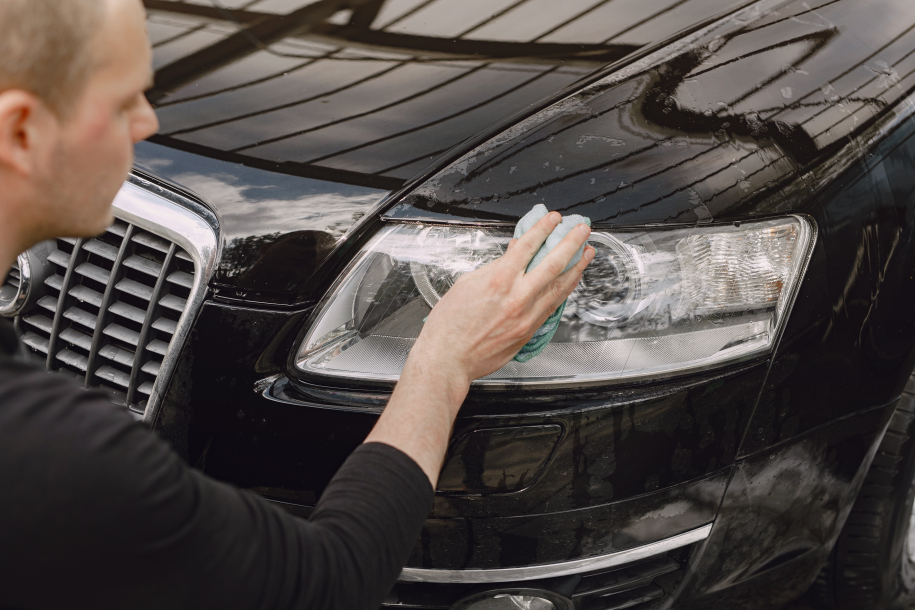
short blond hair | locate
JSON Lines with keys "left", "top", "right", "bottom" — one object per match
{"left": 0, "top": 0, "right": 105, "bottom": 116}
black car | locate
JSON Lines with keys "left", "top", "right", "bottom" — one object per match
{"left": 4, "top": 0, "right": 915, "bottom": 608}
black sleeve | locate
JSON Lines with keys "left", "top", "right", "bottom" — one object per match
{"left": 0, "top": 362, "right": 433, "bottom": 610}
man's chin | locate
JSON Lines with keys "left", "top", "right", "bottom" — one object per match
{"left": 57, "top": 210, "right": 116, "bottom": 240}
{"left": 86, "top": 211, "right": 116, "bottom": 237}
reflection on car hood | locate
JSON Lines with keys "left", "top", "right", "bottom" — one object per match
{"left": 140, "top": 0, "right": 743, "bottom": 303}
{"left": 144, "top": 0, "right": 742, "bottom": 188}
{"left": 386, "top": 0, "right": 915, "bottom": 227}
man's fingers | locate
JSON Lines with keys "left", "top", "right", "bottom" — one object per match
{"left": 503, "top": 212, "right": 561, "bottom": 270}
{"left": 539, "top": 245, "right": 595, "bottom": 313}
{"left": 526, "top": 223, "right": 592, "bottom": 287}
{"left": 505, "top": 238, "right": 518, "bottom": 253}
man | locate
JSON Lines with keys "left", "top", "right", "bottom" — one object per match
{"left": 0, "top": 0, "right": 594, "bottom": 608}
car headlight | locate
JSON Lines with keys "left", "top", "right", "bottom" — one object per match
{"left": 294, "top": 215, "right": 813, "bottom": 388}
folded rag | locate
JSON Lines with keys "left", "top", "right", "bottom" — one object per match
{"left": 513, "top": 204, "right": 591, "bottom": 363}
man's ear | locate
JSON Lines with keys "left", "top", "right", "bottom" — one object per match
{"left": 0, "top": 89, "right": 54, "bottom": 177}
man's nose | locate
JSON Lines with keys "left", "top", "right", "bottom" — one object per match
{"left": 133, "top": 96, "right": 159, "bottom": 142}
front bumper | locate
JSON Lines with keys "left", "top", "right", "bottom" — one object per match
{"left": 153, "top": 298, "right": 896, "bottom": 609}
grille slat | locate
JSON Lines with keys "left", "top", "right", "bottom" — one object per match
{"left": 82, "top": 239, "right": 119, "bottom": 261}
{"left": 116, "top": 278, "right": 153, "bottom": 301}
{"left": 106, "top": 221, "right": 128, "bottom": 237}
{"left": 37, "top": 295, "right": 58, "bottom": 314}
{"left": 63, "top": 306, "right": 98, "bottom": 331}
{"left": 132, "top": 231, "right": 172, "bottom": 254}
{"left": 108, "top": 301, "right": 147, "bottom": 325}
{"left": 123, "top": 254, "right": 163, "bottom": 278}
{"left": 96, "top": 365, "right": 130, "bottom": 388}
{"left": 147, "top": 339, "right": 169, "bottom": 356}
{"left": 48, "top": 250, "right": 72, "bottom": 268}
{"left": 56, "top": 348, "right": 88, "bottom": 372}
{"left": 45, "top": 274, "right": 64, "bottom": 290}
{"left": 159, "top": 294, "right": 187, "bottom": 312}
{"left": 141, "top": 360, "right": 161, "bottom": 376}
{"left": 69, "top": 284, "right": 103, "bottom": 307}
{"left": 20, "top": 332, "right": 49, "bottom": 353}
{"left": 15, "top": 212, "right": 198, "bottom": 414}
{"left": 59, "top": 327, "right": 93, "bottom": 351}
{"left": 152, "top": 317, "right": 177, "bottom": 335}
{"left": 103, "top": 323, "right": 140, "bottom": 346}
{"left": 98, "top": 344, "right": 136, "bottom": 367}
{"left": 167, "top": 271, "right": 194, "bottom": 289}
{"left": 74, "top": 261, "right": 111, "bottom": 285}
{"left": 22, "top": 314, "right": 53, "bottom": 333}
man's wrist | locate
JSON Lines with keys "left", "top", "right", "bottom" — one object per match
{"left": 405, "top": 335, "right": 472, "bottom": 407}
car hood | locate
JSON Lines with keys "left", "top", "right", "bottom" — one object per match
{"left": 385, "top": 0, "right": 915, "bottom": 227}
{"left": 138, "top": 0, "right": 743, "bottom": 303}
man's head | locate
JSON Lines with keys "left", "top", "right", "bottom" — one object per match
{"left": 0, "top": 0, "right": 158, "bottom": 258}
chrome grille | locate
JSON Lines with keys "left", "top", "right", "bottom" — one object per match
{"left": 6, "top": 175, "right": 219, "bottom": 422}
{"left": 18, "top": 221, "right": 196, "bottom": 414}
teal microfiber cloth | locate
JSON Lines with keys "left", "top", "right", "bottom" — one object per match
{"left": 513, "top": 204, "right": 591, "bottom": 363}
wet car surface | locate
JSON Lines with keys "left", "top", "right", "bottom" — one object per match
{"left": 5, "top": 0, "right": 915, "bottom": 608}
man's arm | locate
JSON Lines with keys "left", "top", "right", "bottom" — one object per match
{"left": 0, "top": 363, "right": 429, "bottom": 610}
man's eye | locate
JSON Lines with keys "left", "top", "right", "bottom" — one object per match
{"left": 123, "top": 94, "right": 142, "bottom": 111}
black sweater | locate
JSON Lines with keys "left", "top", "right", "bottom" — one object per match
{"left": 0, "top": 318, "right": 433, "bottom": 609}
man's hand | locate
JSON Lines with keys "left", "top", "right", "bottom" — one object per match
{"left": 412, "top": 211, "right": 594, "bottom": 386}
{"left": 365, "top": 212, "right": 594, "bottom": 487}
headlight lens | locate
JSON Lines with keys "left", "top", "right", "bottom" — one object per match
{"left": 294, "top": 216, "right": 813, "bottom": 387}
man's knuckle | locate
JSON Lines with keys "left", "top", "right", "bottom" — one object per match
{"left": 515, "top": 239, "right": 536, "bottom": 256}
{"left": 504, "top": 295, "right": 527, "bottom": 317}
{"left": 487, "top": 271, "right": 509, "bottom": 292}
{"left": 544, "top": 258, "right": 565, "bottom": 277}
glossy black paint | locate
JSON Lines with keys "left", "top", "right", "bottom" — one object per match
{"left": 436, "top": 425, "right": 562, "bottom": 494}
{"left": 742, "top": 118, "right": 915, "bottom": 455}
{"left": 388, "top": 0, "right": 915, "bottom": 228}
{"left": 140, "top": 0, "right": 915, "bottom": 607}
{"left": 134, "top": 140, "right": 388, "bottom": 304}
{"left": 144, "top": 0, "right": 742, "bottom": 184}
{"left": 159, "top": 300, "right": 766, "bottom": 517}
{"left": 153, "top": 301, "right": 304, "bottom": 462}
{"left": 163, "top": 303, "right": 765, "bottom": 517}
{"left": 140, "top": 0, "right": 750, "bottom": 305}
{"left": 156, "top": 300, "right": 754, "bottom": 580}
{"left": 161, "top": 295, "right": 733, "bottom": 561}
{"left": 676, "top": 404, "right": 894, "bottom": 609}
{"left": 403, "top": 470, "right": 727, "bottom": 569}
